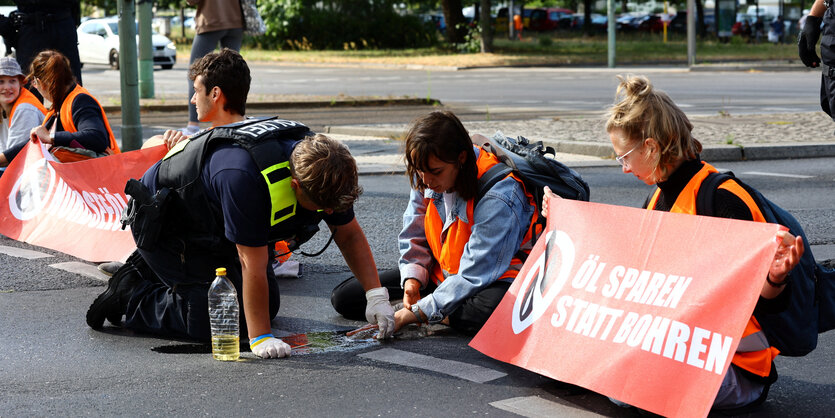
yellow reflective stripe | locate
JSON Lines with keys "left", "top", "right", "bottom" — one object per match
{"left": 262, "top": 161, "right": 296, "bottom": 225}
{"left": 162, "top": 138, "right": 190, "bottom": 160}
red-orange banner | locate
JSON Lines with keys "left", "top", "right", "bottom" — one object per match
{"left": 0, "top": 141, "right": 166, "bottom": 262}
{"left": 470, "top": 198, "right": 783, "bottom": 418}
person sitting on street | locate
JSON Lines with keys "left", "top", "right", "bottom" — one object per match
{"left": 0, "top": 56, "right": 45, "bottom": 175}
{"left": 1, "top": 50, "right": 119, "bottom": 164}
{"left": 86, "top": 48, "right": 394, "bottom": 359}
{"left": 543, "top": 74, "right": 804, "bottom": 412}
{"left": 331, "top": 110, "right": 537, "bottom": 336}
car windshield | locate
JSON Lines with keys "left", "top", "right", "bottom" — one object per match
{"left": 107, "top": 21, "right": 140, "bottom": 35}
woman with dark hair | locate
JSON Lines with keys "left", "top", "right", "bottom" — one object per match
{"left": 4, "top": 49, "right": 119, "bottom": 163}
{"left": 331, "top": 110, "right": 538, "bottom": 335}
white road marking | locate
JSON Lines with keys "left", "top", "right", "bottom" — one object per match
{"left": 0, "top": 246, "right": 53, "bottom": 259}
{"left": 49, "top": 262, "right": 109, "bottom": 281}
{"left": 490, "top": 396, "right": 607, "bottom": 417}
{"left": 358, "top": 347, "right": 506, "bottom": 383}
{"left": 741, "top": 171, "right": 814, "bottom": 179}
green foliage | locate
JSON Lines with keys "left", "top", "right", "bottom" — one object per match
{"left": 538, "top": 35, "right": 553, "bottom": 47}
{"left": 455, "top": 22, "right": 480, "bottom": 53}
{"left": 256, "top": 0, "right": 436, "bottom": 50}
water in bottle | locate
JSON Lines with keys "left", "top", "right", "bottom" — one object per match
{"left": 208, "top": 267, "right": 240, "bottom": 361}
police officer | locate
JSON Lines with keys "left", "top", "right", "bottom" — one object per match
{"left": 0, "top": 0, "right": 82, "bottom": 85}
{"left": 86, "top": 49, "right": 395, "bottom": 358}
{"left": 798, "top": 0, "right": 831, "bottom": 119}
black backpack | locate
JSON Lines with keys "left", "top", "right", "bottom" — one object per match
{"left": 696, "top": 171, "right": 835, "bottom": 357}
{"left": 471, "top": 132, "right": 590, "bottom": 242}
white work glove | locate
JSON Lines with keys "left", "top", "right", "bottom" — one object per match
{"left": 249, "top": 334, "right": 291, "bottom": 359}
{"left": 365, "top": 287, "right": 395, "bottom": 339}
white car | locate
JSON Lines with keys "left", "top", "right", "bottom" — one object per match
{"left": 77, "top": 17, "right": 177, "bottom": 70}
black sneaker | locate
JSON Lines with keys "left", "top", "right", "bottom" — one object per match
{"left": 86, "top": 268, "right": 141, "bottom": 329}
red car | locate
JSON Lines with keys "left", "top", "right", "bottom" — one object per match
{"left": 527, "top": 7, "right": 574, "bottom": 31}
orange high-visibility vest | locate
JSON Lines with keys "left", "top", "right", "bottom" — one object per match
{"left": 423, "top": 147, "right": 537, "bottom": 285}
{"left": 44, "top": 84, "right": 120, "bottom": 162}
{"left": 8, "top": 87, "right": 46, "bottom": 126}
{"left": 648, "top": 161, "right": 778, "bottom": 377}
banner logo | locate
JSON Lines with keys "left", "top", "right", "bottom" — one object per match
{"left": 512, "top": 230, "right": 575, "bottom": 334}
{"left": 8, "top": 158, "right": 55, "bottom": 221}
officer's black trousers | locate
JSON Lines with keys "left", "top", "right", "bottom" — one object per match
{"left": 123, "top": 247, "right": 280, "bottom": 342}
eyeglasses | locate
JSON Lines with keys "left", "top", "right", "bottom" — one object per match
{"left": 615, "top": 143, "right": 641, "bottom": 167}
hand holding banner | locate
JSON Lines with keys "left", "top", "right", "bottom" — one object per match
{"left": 0, "top": 140, "right": 167, "bottom": 262}
{"left": 470, "top": 198, "right": 782, "bottom": 418}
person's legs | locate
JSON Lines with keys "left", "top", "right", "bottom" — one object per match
{"left": 123, "top": 246, "right": 280, "bottom": 341}
{"left": 331, "top": 269, "right": 404, "bottom": 321}
{"left": 712, "top": 364, "right": 769, "bottom": 411}
{"left": 218, "top": 28, "right": 244, "bottom": 52}
{"left": 447, "top": 280, "right": 512, "bottom": 336}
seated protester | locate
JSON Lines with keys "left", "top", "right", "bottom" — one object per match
{"left": 0, "top": 57, "right": 46, "bottom": 174}
{"left": 87, "top": 49, "right": 394, "bottom": 359}
{"left": 4, "top": 49, "right": 119, "bottom": 164}
{"left": 331, "top": 110, "right": 537, "bottom": 335}
{"left": 542, "top": 75, "right": 803, "bottom": 412}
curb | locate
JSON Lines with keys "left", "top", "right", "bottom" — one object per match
{"left": 328, "top": 125, "right": 835, "bottom": 163}
{"left": 102, "top": 97, "right": 440, "bottom": 115}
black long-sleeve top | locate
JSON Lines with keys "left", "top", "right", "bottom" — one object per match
{"left": 643, "top": 158, "right": 791, "bottom": 314}
{"left": 3, "top": 87, "right": 109, "bottom": 161}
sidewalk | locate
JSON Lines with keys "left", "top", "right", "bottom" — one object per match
{"left": 326, "top": 110, "right": 835, "bottom": 174}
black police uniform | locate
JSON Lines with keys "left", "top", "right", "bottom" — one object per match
{"left": 1, "top": 0, "right": 82, "bottom": 85}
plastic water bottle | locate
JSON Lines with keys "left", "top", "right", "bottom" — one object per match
{"left": 208, "top": 267, "right": 240, "bottom": 361}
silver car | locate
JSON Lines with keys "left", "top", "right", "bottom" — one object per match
{"left": 77, "top": 17, "right": 177, "bottom": 70}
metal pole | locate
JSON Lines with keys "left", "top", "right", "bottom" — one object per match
{"left": 687, "top": 0, "right": 696, "bottom": 67}
{"left": 118, "top": 0, "right": 143, "bottom": 151}
{"left": 607, "top": 0, "right": 615, "bottom": 68}
{"left": 138, "top": 0, "right": 155, "bottom": 98}
{"left": 509, "top": 0, "right": 515, "bottom": 39}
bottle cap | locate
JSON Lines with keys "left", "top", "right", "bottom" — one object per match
{"left": 216, "top": 267, "right": 227, "bottom": 276}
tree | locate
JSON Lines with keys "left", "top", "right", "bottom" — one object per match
{"left": 479, "top": 0, "right": 492, "bottom": 53}
{"left": 441, "top": 0, "right": 467, "bottom": 44}
{"left": 582, "top": 0, "right": 592, "bottom": 36}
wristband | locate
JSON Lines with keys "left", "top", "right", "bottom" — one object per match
{"left": 766, "top": 275, "right": 787, "bottom": 288}
{"left": 250, "top": 333, "right": 274, "bottom": 346}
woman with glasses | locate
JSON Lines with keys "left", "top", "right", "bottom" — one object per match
{"left": 331, "top": 110, "right": 537, "bottom": 335}
{"left": 544, "top": 74, "right": 804, "bottom": 412}
{"left": 0, "top": 57, "right": 46, "bottom": 175}
{"left": 1, "top": 49, "right": 119, "bottom": 164}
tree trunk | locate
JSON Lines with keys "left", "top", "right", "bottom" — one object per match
{"left": 583, "top": 0, "right": 593, "bottom": 36}
{"left": 442, "top": 0, "right": 467, "bottom": 44}
{"left": 480, "top": 0, "right": 493, "bottom": 52}
{"left": 621, "top": 0, "right": 628, "bottom": 13}
{"left": 696, "top": 0, "right": 706, "bottom": 38}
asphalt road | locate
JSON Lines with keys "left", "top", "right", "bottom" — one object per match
{"left": 81, "top": 63, "right": 823, "bottom": 117}
{"left": 1, "top": 155, "right": 833, "bottom": 416}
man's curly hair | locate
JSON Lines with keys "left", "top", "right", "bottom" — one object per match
{"left": 289, "top": 134, "right": 362, "bottom": 212}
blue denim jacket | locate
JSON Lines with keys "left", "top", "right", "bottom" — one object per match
{"left": 398, "top": 155, "right": 535, "bottom": 323}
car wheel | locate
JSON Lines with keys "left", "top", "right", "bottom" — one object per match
{"left": 109, "top": 49, "right": 119, "bottom": 70}
{"left": 161, "top": 64, "right": 173, "bottom": 70}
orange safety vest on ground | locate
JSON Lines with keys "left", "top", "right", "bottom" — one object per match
{"left": 45, "top": 84, "right": 120, "bottom": 162}
{"left": 8, "top": 87, "right": 46, "bottom": 125}
{"left": 423, "top": 147, "right": 537, "bottom": 286}
{"left": 647, "top": 161, "right": 778, "bottom": 378}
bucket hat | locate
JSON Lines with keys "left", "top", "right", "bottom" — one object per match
{"left": 0, "top": 57, "right": 24, "bottom": 77}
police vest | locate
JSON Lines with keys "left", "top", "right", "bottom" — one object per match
{"left": 648, "top": 161, "right": 778, "bottom": 378}
{"left": 8, "top": 87, "right": 46, "bottom": 126}
{"left": 156, "top": 117, "right": 315, "bottom": 253}
{"left": 45, "top": 84, "right": 120, "bottom": 162}
{"left": 423, "top": 146, "right": 537, "bottom": 285}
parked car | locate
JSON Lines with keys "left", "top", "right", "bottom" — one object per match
{"left": 77, "top": 17, "right": 177, "bottom": 70}
{"left": 568, "top": 13, "right": 608, "bottom": 32}
{"left": 527, "top": 7, "right": 574, "bottom": 31}
{"left": 634, "top": 14, "right": 666, "bottom": 32}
